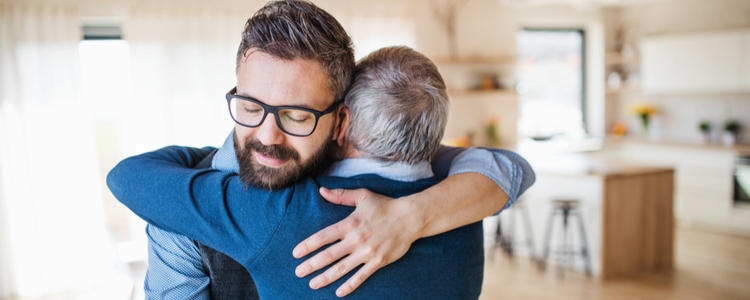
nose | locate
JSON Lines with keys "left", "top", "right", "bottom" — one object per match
{"left": 255, "top": 114, "right": 285, "bottom": 145}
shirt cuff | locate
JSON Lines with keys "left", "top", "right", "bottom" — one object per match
{"left": 447, "top": 148, "right": 522, "bottom": 215}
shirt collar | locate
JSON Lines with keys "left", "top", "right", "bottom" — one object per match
{"left": 324, "top": 158, "right": 433, "bottom": 182}
{"left": 212, "top": 130, "right": 240, "bottom": 173}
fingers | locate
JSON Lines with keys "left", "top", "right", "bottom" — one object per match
{"left": 335, "top": 262, "right": 381, "bottom": 297}
{"left": 293, "top": 222, "right": 345, "bottom": 259}
{"left": 320, "top": 187, "right": 368, "bottom": 206}
{"left": 296, "top": 241, "right": 352, "bottom": 279}
{"left": 306, "top": 249, "right": 385, "bottom": 297}
{"left": 307, "top": 251, "right": 364, "bottom": 290}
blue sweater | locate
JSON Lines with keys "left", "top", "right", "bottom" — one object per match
{"left": 107, "top": 146, "right": 484, "bottom": 299}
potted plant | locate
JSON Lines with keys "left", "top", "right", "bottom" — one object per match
{"left": 723, "top": 120, "right": 740, "bottom": 146}
{"left": 699, "top": 121, "right": 711, "bottom": 144}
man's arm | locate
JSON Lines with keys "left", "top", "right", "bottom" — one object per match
{"left": 143, "top": 225, "right": 210, "bottom": 300}
{"left": 107, "top": 146, "right": 292, "bottom": 266}
{"left": 293, "top": 147, "right": 535, "bottom": 297}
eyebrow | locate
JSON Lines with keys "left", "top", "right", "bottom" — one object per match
{"left": 236, "top": 92, "right": 327, "bottom": 111}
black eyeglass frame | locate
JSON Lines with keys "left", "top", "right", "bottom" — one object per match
{"left": 225, "top": 87, "right": 343, "bottom": 137}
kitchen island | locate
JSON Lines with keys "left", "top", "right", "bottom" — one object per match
{"left": 515, "top": 152, "right": 674, "bottom": 279}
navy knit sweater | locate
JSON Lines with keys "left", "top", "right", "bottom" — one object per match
{"left": 107, "top": 146, "right": 483, "bottom": 299}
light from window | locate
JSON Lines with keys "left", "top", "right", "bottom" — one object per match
{"left": 516, "top": 29, "right": 585, "bottom": 140}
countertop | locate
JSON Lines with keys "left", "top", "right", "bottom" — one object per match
{"left": 604, "top": 136, "right": 750, "bottom": 155}
{"left": 525, "top": 151, "right": 673, "bottom": 178}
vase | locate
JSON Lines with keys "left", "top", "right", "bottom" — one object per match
{"left": 723, "top": 132, "right": 736, "bottom": 146}
{"left": 640, "top": 114, "right": 650, "bottom": 139}
{"left": 486, "top": 124, "right": 501, "bottom": 147}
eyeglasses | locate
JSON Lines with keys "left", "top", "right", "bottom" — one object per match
{"left": 226, "top": 87, "right": 343, "bottom": 137}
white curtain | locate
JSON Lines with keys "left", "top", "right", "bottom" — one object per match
{"left": 121, "top": 3, "right": 249, "bottom": 156}
{"left": 0, "top": 2, "right": 115, "bottom": 298}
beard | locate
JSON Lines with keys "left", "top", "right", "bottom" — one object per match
{"left": 233, "top": 131, "right": 340, "bottom": 190}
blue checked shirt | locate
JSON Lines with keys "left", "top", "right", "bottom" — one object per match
{"left": 143, "top": 131, "right": 535, "bottom": 299}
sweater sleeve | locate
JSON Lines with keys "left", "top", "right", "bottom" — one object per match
{"left": 106, "top": 146, "right": 292, "bottom": 267}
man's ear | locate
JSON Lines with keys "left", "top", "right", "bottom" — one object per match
{"left": 333, "top": 106, "right": 350, "bottom": 147}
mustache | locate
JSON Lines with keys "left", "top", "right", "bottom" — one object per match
{"left": 244, "top": 138, "right": 299, "bottom": 161}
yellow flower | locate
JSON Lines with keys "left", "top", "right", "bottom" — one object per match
{"left": 486, "top": 116, "right": 498, "bottom": 126}
{"left": 629, "top": 102, "right": 658, "bottom": 117}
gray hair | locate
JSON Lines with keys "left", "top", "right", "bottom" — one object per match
{"left": 237, "top": 0, "right": 355, "bottom": 101}
{"left": 344, "top": 46, "right": 449, "bottom": 165}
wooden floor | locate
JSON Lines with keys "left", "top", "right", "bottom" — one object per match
{"left": 480, "top": 227, "right": 750, "bottom": 300}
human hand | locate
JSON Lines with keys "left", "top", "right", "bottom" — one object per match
{"left": 292, "top": 187, "right": 424, "bottom": 297}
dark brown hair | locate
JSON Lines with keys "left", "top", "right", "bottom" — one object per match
{"left": 237, "top": 0, "right": 355, "bottom": 100}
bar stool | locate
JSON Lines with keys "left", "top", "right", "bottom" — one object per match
{"left": 538, "top": 199, "right": 592, "bottom": 276}
{"left": 495, "top": 198, "right": 536, "bottom": 259}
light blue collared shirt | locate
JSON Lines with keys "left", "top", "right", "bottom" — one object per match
{"left": 144, "top": 131, "right": 534, "bottom": 299}
{"left": 324, "top": 158, "right": 433, "bottom": 181}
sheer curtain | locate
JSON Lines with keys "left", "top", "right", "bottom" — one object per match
{"left": 0, "top": 2, "right": 115, "bottom": 298}
{"left": 121, "top": 3, "right": 249, "bottom": 156}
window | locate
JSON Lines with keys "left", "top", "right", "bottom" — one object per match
{"left": 516, "top": 29, "right": 585, "bottom": 140}
{"left": 79, "top": 29, "right": 148, "bottom": 286}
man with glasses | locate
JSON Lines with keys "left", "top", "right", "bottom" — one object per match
{"left": 111, "top": 1, "right": 534, "bottom": 299}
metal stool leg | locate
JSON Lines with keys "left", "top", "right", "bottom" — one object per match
{"left": 494, "top": 216, "right": 503, "bottom": 248}
{"left": 506, "top": 205, "right": 517, "bottom": 256}
{"left": 575, "top": 211, "right": 593, "bottom": 276}
{"left": 559, "top": 207, "right": 570, "bottom": 277}
{"left": 538, "top": 208, "right": 556, "bottom": 271}
{"left": 541, "top": 200, "right": 590, "bottom": 277}
{"left": 521, "top": 202, "right": 536, "bottom": 260}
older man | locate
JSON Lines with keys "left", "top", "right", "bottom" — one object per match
{"left": 113, "top": 0, "right": 534, "bottom": 299}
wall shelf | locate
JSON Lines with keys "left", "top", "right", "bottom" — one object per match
{"left": 605, "top": 52, "right": 639, "bottom": 66}
{"left": 432, "top": 56, "right": 517, "bottom": 66}
{"left": 606, "top": 86, "right": 641, "bottom": 95}
{"left": 447, "top": 88, "right": 517, "bottom": 97}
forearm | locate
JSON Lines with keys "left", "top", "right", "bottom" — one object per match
{"left": 107, "top": 146, "right": 234, "bottom": 241}
{"left": 414, "top": 146, "right": 534, "bottom": 237}
{"left": 406, "top": 173, "right": 506, "bottom": 238}
{"left": 108, "top": 145, "right": 289, "bottom": 265}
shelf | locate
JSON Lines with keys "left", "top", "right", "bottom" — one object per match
{"left": 606, "top": 86, "right": 641, "bottom": 94}
{"left": 605, "top": 52, "right": 639, "bottom": 66}
{"left": 447, "top": 88, "right": 516, "bottom": 97}
{"left": 432, "top": 56, "right": 516, "bottom": 66}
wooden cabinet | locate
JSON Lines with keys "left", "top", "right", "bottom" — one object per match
{"left": 602, "top": 168, "right": 674, "bottom": 279}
